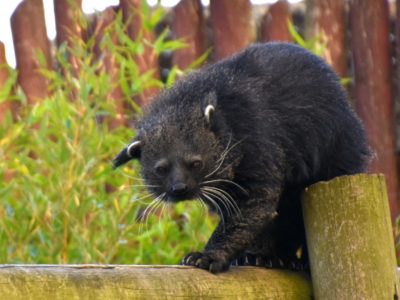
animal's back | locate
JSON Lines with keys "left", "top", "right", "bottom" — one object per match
{"left": 201, "top": 43, "right": 369, "bottom": 186}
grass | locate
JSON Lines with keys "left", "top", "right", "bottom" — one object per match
{"left": 0, "top": 6, "right": 216, "bottom": 265}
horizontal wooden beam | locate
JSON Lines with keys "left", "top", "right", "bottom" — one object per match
{"left": 0, "top": 264, "right": 311, "bottom": 299}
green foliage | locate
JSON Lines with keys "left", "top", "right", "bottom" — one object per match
{"left": 0, "top": 6, "right": 216, "bottom": 264}
{"left": 288, "top": 21, "right": 326, "bottom": 56}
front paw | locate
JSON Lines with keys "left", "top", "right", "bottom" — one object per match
{"left": 181, "top": 251, "right": 230, "bottom": 273}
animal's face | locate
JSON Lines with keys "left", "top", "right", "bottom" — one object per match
{"left": 113, "top": 90, "right": 238, "bottom": 203}
{"left": 139, "top": 127, "right": 223, "bottom": 202}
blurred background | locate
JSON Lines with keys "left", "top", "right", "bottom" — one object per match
{"left": 0, "top": 0, "right": 399, "bottom": 264}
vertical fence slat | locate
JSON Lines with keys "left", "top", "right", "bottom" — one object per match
{"left": 54, "top": 0, "right": 83, "bottom": 47}
{"left": 350, "top": 0, "right": 399, "bottom": 223}
{"left": 396, "top": 0, "right": 400, "bottom": 223}
{"left": 54, "top": 0, "right": 83, "bottom": 77}
{"left": 305, "top": 0, "right": 347, "bottom": 76}
{"left": 260, "top": 0, "right": 292, "bottom": 43}
{"left": 11, "top": 0, "right": 52, "bottom": 104}
{"left": 172, "top": 0, "right": 205, "bottom": 69}
{"left": 120, "top": 0, "right": 159, "bottom": 107}
{"left": 93, "top": 7, "right": 126, "bottom": 129}
{"left": 210, "top": 0, "right": 254, "bottom": 60}
{"left": 0, "top": 42, "right": 12, "bottom": 122}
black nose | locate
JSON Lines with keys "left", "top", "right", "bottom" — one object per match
{"left": 171, "top": 183, "right": 188, "bottom": 196}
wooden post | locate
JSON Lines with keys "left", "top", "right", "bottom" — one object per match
{"left": 305, "top": 0, "right": 347, "bottom": 76}
{"left": 302, "top": 174, "right": 399, "bottom": 299}
{"left": 119, "top": 0, "right": 159, "bottom": 107}
{"left": 350, "top": 0, "right": 399, "bottom": 224}
{"left": 93, "top": 7, "right": 126, "bottom": 129}
{"left": 54, "top": 0, "right": 83, "bottom": 77}
{"left": 171, "top": 0, "right": 205, "bottom": 69}
{"left": 210, "top": 0, "right": 254, "bottom": 60}
{"left": 260, "top": 0, "right": 292, "bottom": 43}
{"left": 0, "top": 42, "right": 12, "bottom": 122}
{"left": 395, "top": 0, "right": 400, "bottom": 224}
{"left": 11, "top": 0, "right": 52, "bottom": 104}
{"left": 0, "top": 265, "right": 312, "bottom": 299}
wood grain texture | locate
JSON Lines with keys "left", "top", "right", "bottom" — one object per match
{"left": 302, "top": 174, "right": 399, "bottom": 299}
{"left": 0, "top": 265, "right": 311, "bottom": 299}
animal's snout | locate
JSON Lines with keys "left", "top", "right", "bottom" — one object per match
{"left": 171, "top": 182, "right": 188, "bottom": 196}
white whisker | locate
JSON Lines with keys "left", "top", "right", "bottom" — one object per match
{"left": 201, "top": 179, "right": 248, "bottom": 195}
{"left": 200, "top": 191, "right": 225, "bottom": 230}
{"left": 202, "top": 186, "right": 242, "bottom": 220}
{"left": 138, "top": 193, "right": 165, "bottom": 233}
{"left": 205, "top": 137, "right": 244, "bottom": 179}
{"left": 202, "top": 189, "right": 232, "bottom": 217}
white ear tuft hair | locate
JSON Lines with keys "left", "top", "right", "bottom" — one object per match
{"left": 204, "top": 104, "right": 215, "bottom": 124}
{"left": 127, "top": 141, "right": 141, "bottom": 157}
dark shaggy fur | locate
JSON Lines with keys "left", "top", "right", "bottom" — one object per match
{"left": 114, "top": 42, "right": 370, "bottom": 273}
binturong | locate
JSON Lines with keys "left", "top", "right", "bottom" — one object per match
{"left": 113, "top": 43, "right": 370, "bottom": 273}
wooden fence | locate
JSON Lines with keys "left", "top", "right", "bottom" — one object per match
{"left": 0, "top": 174, "right": 398, "bottom": 299}
{"left": 0, "top": 0, "right": 399, "bottom": 225}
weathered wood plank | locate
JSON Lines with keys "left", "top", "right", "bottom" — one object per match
{"left": 0, "top": 265, "right": 312, "bottom": 299}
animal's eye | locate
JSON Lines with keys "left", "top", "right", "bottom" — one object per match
{"left": 190, "top": 160, "right": 203, "bottom": 170}
{"left": 154, "top": 159, "right": 169, "bottom": 176}
{"left": 155, "top": 165, "right": 168, "bottom": 175}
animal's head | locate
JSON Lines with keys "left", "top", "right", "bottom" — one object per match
{"left": 113, "top": 89, "right": 240, "bottom": 203}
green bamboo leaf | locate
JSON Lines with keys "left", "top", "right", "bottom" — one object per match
{"left": 288, "top": 21, "right": 306, "bottom": 47}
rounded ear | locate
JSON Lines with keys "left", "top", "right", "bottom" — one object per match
{"left": 127, "top": 141, "right": 141, "bottom": 158}
{"left": 113, "top": 140, "right": 141, "bottom": 169}
{"left": 202, "top": 91, "right": 217, "bottom": 125}
{"left": 204, "top": 105, "right": 215, "bottom": 124}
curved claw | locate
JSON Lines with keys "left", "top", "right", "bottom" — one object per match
{"left": 181, "top": 251, "right": 230, "bottom": 274}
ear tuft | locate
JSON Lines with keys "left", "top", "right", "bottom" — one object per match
{"left": 113, "top": 140, "right": 141, "bottom": 169}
